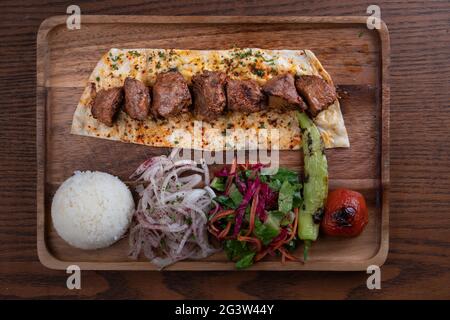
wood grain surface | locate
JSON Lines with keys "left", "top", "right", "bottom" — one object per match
{"left": 36, "top": 16, "right": 389, "bottom": 271}
{"left": 1, "top": 0, "right": 449, "bottom": 299}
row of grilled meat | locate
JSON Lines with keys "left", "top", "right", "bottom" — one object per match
{"left": 91, "top": 70, "right": 337, "bottom": 127}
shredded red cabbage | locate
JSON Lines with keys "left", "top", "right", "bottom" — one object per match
{"left": 235, "top": 173, "right": 247, "bottom": 194}
{"left": 215, "top": 166, "right": 230, "bottom": 177}
{"left": 233, "top": 176, "right": 261, "bottom": 235}
{"left": 256, "top": 183, "right": 268, "bottom": 222}
{"left": 247, "top": 163, "right": 266, "bottom": 171}
{"left": 261, "top": 183, "right": 278, "bottom": 210}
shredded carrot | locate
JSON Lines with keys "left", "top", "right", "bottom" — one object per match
{"left": 208, "top": 224, "right": 219, "bottom": 233}
{"left": 224, "top": 158, "right": 237, "bottom": 194}
{"left": 286, "top": 207, "right": 299, "bottom": 243}
{"left": 278, "top": 247, "right": 299, "bottom": 262}
{"left": 209, "top": 209, "right": 235, "bottom": 240}
{"left": 273, "top": 240, "right": 287, "bottom": 251}
{"left": 284, "top": 252, "right": 298, "bottom": 261}
{"left": 255, "top": 249, "right": 269, "bottom": 262}
{"left": 210, "top": 209, "right": 235, "bottom": 224}
{"left": 237, "top": 235, "right": 262, "bottom": 252}
{"left": 207, "top": 226, "right": 219, "bottom": 238}
{"left": 218, "top": 221, "right": 232, "bottom": 239}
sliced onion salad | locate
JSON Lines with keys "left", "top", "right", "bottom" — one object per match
{"left": 128, "top": 149, "right": 218, "bottom": 269}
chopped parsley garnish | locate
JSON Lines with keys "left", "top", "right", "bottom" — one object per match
{"left": 129, "top": 50, "right": 141, "bottom": 57}
{"left": 156, "top": 61, "right": 161, "bottom": 69}
{"left": 109, "top": 53, "right": 122, "bottom": 62}
{"left": 234, "top": 49, "right": 253, "bottom": 59}
{"left": 111, "top": 64, "right": 119, "bottom": 71}
{"left": 254, "top": 52, "right": 275, "bottom": 65}
{"left": 95, "top": 76, "right": 100, "bottom": 82}
{"left": 158, "top": 51, "right": 166, "bottom": 58}
{"left": 252, "top": 68, "right": 265, "bottom": 77}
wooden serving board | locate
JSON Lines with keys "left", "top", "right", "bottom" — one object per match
{"left": 37, "top": 16, "right": 390, "bottom": 271}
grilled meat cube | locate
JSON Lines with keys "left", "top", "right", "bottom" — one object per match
{"left": 192, "top": 71, "right": 227, "bottom": 121}
{"left": 226, "top": 79, "right": 266, "bottom": 114}
{"left": 151, "top": 71, "right": 191, "bottom": 118}
{"left": 295, "top": 75, "right": 337, "bottom": 117}
{"left": 123, "top": 77, "right": 151, "bottom": 121}
{"left": 91, "top": 86, "right": 123, "bottom": 127}
{"left": 262, "top": 73, "right": 307, "bottom": 111}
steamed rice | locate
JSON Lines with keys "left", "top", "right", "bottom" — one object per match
{"left": 51, "top": 171, "right": 135, "bottom": 250}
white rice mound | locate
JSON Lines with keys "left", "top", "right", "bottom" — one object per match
{"left": 51, "top": 171, "right": 135, "bottom": 250}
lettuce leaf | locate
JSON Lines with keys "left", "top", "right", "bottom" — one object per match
{"left": 253, "top": 211, "right": 283, "bottom": 245}
{"left": 236, "top": 252, "right": 256, "bottom": 269}
{"left": 224, "top": 239, "right": 251, "bottom": 261}
{"left": 214, "top": 195, "right": 236, "bottom": 209}
{"left": 229, "top": 184, "right": 243, "bottom": 207}
{"left": 278, "top": 180, "right": 295, "bottom": 213}
{"left": 210, "top": 176, "right": 226, "bottom": 191}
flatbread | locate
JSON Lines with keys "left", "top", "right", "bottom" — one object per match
{"left": 71, "top": 48, "right": 349, "bottom": 150}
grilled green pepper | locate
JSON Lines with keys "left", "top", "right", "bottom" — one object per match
{"left": 296, "top": 112, "right": 328, "bottom": 242}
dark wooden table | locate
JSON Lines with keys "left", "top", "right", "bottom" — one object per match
{"left": 1, "top": 0, "right": 449, "bottom": 299}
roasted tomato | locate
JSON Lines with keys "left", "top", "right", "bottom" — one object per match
{"left": 321, "top": 189, "right": 368, "bottom": 237}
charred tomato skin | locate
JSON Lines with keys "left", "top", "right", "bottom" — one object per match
{"left": 321, "top": 189, "right": 368, "bottom": 237}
